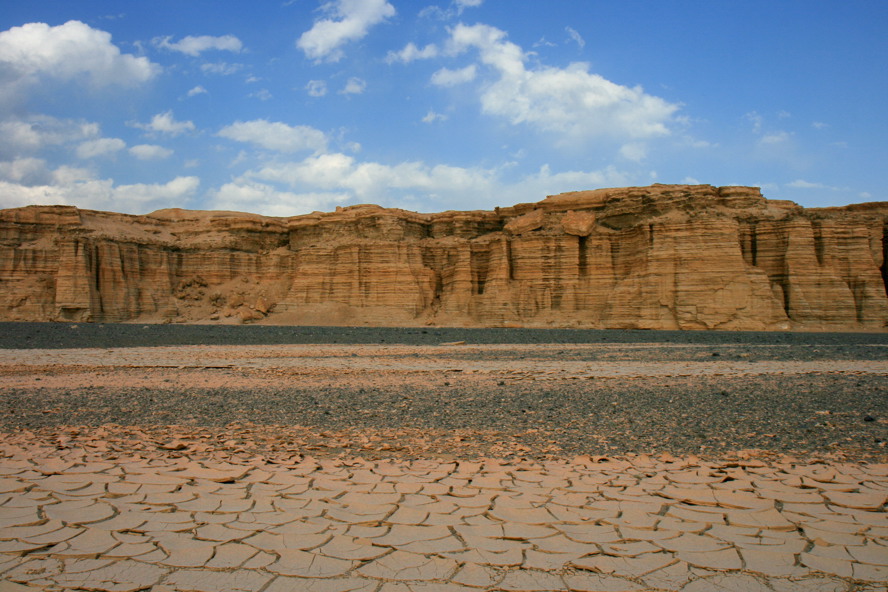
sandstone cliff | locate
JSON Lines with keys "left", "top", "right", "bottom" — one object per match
{"left": 1, "top": 184, "right": 886, "bottom": 330}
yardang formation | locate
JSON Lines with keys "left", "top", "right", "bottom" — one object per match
{"left": 1, "top": 184, "right": 886, "bottom": 330}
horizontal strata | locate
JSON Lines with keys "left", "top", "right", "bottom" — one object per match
{"left": 0, "top": 183, "right": 886, "bottom": 329}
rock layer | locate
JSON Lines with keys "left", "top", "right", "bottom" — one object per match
{"left": 1, "top": 184, "right": 886, "bottom": 330}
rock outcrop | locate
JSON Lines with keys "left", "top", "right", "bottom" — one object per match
{"left": 1, "top": 184, "right": 886, "bottom": 330}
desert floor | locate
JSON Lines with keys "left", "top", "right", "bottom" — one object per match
{"left": 0, "top": 324, "right": 886, "bottom": 591}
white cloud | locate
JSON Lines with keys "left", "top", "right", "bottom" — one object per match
{"left": 746, "top": 111, "right": 763, "bottom": 134}
{"left": 297, "top": 0, "right": 395, "bottom": 62}
{"left": 386, "top": 42, "right": 439, "bottom": 63}
{"left": 306, "top": 80, "right": 328, "bottom": 97}
{"left": 786, "top": 179, "right": 844, "bottom": 191}
{"left": 186, "top": 85, "right": 207, "bottom": 97}
{"left": 0, "top": 116, "right": 99, "bottom": 156}
{"left": 200, "top": 62, "right": 242, "bottom": 75}
{"left": 117, "top": 176, "right": 200, "bottom": 212}
{"left": 76, "top": 137, "right": 125, "bottom": 159}
{"left": 0, "top": 172, "right": 199, "bottom": 213}
{"left": 812, "top": 121, "right": 829, "bottom": 129}
{"left": 248, "top": 152, "right": 498, "bottom": 205}
{"left": 249, "top": 89, "right": 273, "bottom": 101}
{"left": 443, "top": 23, "right": 678, "bottom": 142}
{"left": 340, "top": 77, "right": 366, "bottom": 95}
{"left": 431, "top": 65, "right": 477, "bottom": 87}
{"left": 422, "top": 110, "right": 448, "bottom": 123}
{"left": 760, "top": 131, "right": 791, "bottom": 144}
{"left": 132, "top": 110, "right": 196, "bottom": 136}
{"left": 681, "top": 136, "right": 715, "bottom": 149}
{"left": 420, "top": 0, "right": 482, "bottom": 20}
{"left": 153, "top": 34, "right": 243, "bottom": 56}
{"left": 619, "top": 142, "right": 647, "bottom": 162}
{"left": 0, "top": 157, "right": 52, "bottom": 185}
{"left": 565, "top": 26, "right": 585, "bottom": 49}
{"left": 129, "top": 144, "right": 173, "bottom": 160}
{"left": 208, "top": 180, "right": 350, "bottom": 217}
{"left": 217, "top": 120, "right": 328, "bottom": 153}
{"left": 0, "top": 20, "right": 158, "bottom": 91}
{"left": 216, "top": 150, "right": 632, "bottom": 214}
{"left": 786, "top": 179, "right": 821, "bottom": 189}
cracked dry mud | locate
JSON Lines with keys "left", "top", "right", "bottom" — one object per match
{"left": 0, "top": 326, "right": 887, "bottom": 592}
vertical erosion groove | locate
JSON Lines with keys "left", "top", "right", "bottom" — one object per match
{"left": 471, "top": 246, "right": 489, "bottom": 296}
{"left": 881, "top": 224, "right": 888, "bottom": 297}
{"left": 577, "top": 235, "right": 588, "bottom": 277}
{"left": 750, "top": 225, "right": 758, "bottom": 267}
{"left": 812, "top": 221, "right": 825, "bottom": 266}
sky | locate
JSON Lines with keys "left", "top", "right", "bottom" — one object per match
{"left": 0, "top": 1, "right": 885, "bottom": 216}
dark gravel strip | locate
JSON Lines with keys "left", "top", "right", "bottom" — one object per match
{"left": 1, "top": 321, "right": 887, "bottom": 349}
{"left": 4, "top": 374, "right": 886, "bottom": 459}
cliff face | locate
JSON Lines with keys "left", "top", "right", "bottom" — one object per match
{"left": 1, "top": 184, "right": 886, "bottom": 330}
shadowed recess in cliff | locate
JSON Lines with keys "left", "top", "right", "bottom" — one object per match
{"left": 1, "top": 184, "right": 886, "bottom": 330}
{"left": 880, "top": 223, "right": 888, "bottom": 298}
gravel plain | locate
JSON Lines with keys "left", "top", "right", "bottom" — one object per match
{"left": 0, "top": 322, "right": 886, "bottom": 461}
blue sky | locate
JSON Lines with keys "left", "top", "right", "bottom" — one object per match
{"left": 0, "top": 1, "right": 885, "bottom": 216}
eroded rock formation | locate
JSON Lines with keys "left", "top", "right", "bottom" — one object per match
{"left": 1, "top": 184, "right": 886, "bottom": 330}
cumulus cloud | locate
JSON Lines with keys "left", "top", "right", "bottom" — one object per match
{"left": 75, "top": 137, "right": 126, "bottom": 159}
{"left": 242, "top": 152, "right": 497, "bottom": 206}
{"left": 117, "top": 176, "right": 200, "bottom": 211}
{"left": 153, "top": 34, "right": 243, "bottom": 56}
{"left": 442, "top": 23, "right": 678, "bottom": 142}
{"left": 619, "top": 142, "right": 647, "bottom": 162}
{"left": 217, "top": 120, "right": 328, "bottom": 153}
{"left": 186, "top": 85, "right": 207, "bottom": 97}
{"left": 0, "top": 157, "right": 53, "bottom": 186}
{"left": 0, "top": 172, "right": 199, "bottom": 213}
{"left": 431, "top": 65, "right": 477, "bottom": 87}
{"left": 306, "top": 80, "right": 328, "bottom": 97}
{"left": 297, "top": 0, "right": 395, "bottom": 62}
{"left": 129, "top": 144, "right": 173, "bottom": 160}
{"left": 386, "top": 42, "right": 439, "bottom": 63}
{"left": 208, "top": 180, "right": 349, "bottom": 217}
{"left": 131, "top": 110, "right": 196, "bottom": 136}
{"left": 0, "top": 20, "right": 159, "bottom": 90}
{"left": 0, "top": 116, "right": 99, "bottom": 157}
{"left": 210, "top": 149, "right": 632, "bottom": 215}
{"left": 339, "top": 77, "right": 366, "bottom": 95}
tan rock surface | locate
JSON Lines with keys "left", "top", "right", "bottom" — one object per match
{"left": 1, "top": 184, "right": 886, "bottom": 329}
